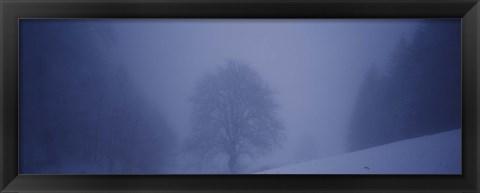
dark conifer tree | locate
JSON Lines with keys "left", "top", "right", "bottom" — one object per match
{"left": 20, "top": 21, "right": 176, "bottom": 174}
{"left": 348, "top": 21, "right": 461, "bottom": 151}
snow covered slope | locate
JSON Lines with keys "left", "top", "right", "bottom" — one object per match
{"left": 258, "top": 129, "right": 461, "bottom": 174}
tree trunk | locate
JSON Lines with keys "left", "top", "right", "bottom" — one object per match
{"left": 228, "top": 153, "right": 238, "bottom": 174}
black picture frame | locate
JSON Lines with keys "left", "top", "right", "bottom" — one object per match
{"left": 1, "top": 0, "right": 479, "bottom": 192}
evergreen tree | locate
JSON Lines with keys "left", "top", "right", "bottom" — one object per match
{"left": 20, "top": 21, "right": 176, "bottom": 174}
{"left": 348, "top": 21, "right": 461, "bottom": 151}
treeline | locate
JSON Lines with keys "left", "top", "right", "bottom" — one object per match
{"left": 348, "top": 20, "right": 461, "bottom": 151}
{"left": 20, "top": 21, "right": 176, "bottom": 174}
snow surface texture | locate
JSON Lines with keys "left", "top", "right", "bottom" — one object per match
{"left": 258, "top": 129, "right": 461, "bottom": 174}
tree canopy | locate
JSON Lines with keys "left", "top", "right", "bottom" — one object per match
{"left": 187, "top": 60, "right": 284, "bottom": 173}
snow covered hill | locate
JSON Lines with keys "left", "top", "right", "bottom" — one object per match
{"left": 258, "top": 129, "right": 461, "bottom": 174}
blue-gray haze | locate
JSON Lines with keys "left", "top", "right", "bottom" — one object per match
{"left": 19, "top": 19, "right": 460, "bottom": 174}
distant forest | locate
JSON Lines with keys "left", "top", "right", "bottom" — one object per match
{"left": 347, "top": 21, "right": 461, "bottom": 151}
{"left": 20, "top": 22, "right": 176, "bottom": 173}
{"left": 19, "top": 20, "right": 461, "bottom": 174}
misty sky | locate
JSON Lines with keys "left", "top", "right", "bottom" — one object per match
{"left": 104, "top": 19, "right": 421, "bottom": 165}
{"left": 20, "top": 19, "right": 460, "bottom": 173}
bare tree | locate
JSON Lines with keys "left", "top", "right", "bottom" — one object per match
{"left": 187, "top": 60, "right": 284, "bottom": 173}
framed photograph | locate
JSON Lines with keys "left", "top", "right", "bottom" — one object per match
{"left": 1, "top": 0, "right": 479, "bottom": 192}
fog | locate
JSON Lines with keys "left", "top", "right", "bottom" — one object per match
{"left": 108, "top": 20, "right": 419, "bottom": 168}
{"left": 19, "top": 19, "right": 460, "bottom": 174}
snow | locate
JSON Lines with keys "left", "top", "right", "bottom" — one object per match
{"left": 257, "top": 129, "right": 461, "bottom": 174}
